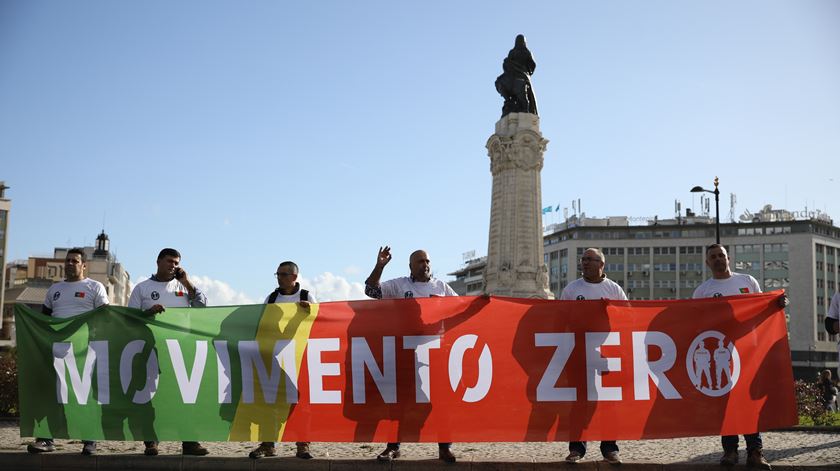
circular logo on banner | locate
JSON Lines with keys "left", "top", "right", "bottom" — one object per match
{"left": 685, "top": 330, "right": 740, "bottom": 397}
{"left": 151, "top": 291, "right": 160, "bottom": 300}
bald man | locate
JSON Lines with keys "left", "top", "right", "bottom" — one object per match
{"left": 364, "top": 246, "right": 458, "bottom": 463}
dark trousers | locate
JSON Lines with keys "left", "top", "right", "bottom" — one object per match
{"left": 569, "top": 440, "right": 618, "bottom": 456}
{"left": 721, "top": 433, "right": 762, "bottom": 452}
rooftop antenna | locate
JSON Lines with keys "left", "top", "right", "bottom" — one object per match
{"left": 729, "top": 193, "right": 737, "bottom": 223}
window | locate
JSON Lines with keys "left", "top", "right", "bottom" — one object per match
{"left": 628, "top": 247, "right": 650, "bottom": 255}
{"left": 654, "top": 263, "right": 676, "bottom": 271}
{"left": 735, "top": 261, "right": 755, "bottom": 270}
{"left": 679, "top": 263, "right": 703, "bottom": 271}
{"left": 654, "top": 247, "right": 676, "bottom": 255}
{"left": 817, "top": 261, "right": 825, "bottom": 271}
{"left": 765, "top": 243, "right": 786, "bottom": 253}
{"left": 603, "top": 247, "right": 624, "bottom": 255}
{"left": 764, "top": 260, "right": 789, "bottom": 270}
{"left": 605, "top": 263, "right": 624, "bottom": 272}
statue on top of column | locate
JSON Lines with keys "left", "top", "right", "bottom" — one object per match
{"left": 495, "top": 34, "right": 538, "bottom": 117}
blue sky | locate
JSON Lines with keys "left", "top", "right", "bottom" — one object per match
{"left": 2, "top": 1, "right": 838, "bottom": 304}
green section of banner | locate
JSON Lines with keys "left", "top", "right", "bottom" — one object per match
{"left": 15, "top": 303, "right": 270, "bottom": 441}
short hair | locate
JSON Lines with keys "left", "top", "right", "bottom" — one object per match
{"left": 705, "top": 243, "right": 726, "bottom": 255}
{"left": 66, "top": 248, "right": 86, "bottom": 263}
{"left": 583, "top": 247, "right": 606, "bottom": 264}
{"left": 157, "top": 248, "right": 182, "bottom": 260}
{"left": 278, "top": 261, "right": 299, "bottom": 274}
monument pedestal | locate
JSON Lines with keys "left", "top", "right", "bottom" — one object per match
{"left": 483, "top": 113, "right": 553, "bottom": 299}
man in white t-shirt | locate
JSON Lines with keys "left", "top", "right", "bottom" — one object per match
{"left": 693, "top": 244, "right": 784, "bottom": 470}
{"left": 364, "top": 246, "right": 458, "bottom": 463}
{"left": 248, "top": 260, "right": 318, "bottom": 460}
{"left": 128, "top": 248, "right": 208, "bottom": 456}
{"left": 560, "top": 248, "right": 625, "bottom": 465}
{"left": 825, "top": 292, "right": 840, "bottom": 378}
{"left": 27, "top": 248, "right": 109, "bottom": 456}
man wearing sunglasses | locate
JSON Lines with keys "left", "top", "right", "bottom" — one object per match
{"left": 560, "top": 247, "right": 626, "bottom": 465}
{"left": 248, "top": 261, "right": 318, "bottom": 460}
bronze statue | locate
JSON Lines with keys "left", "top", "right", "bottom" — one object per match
{"left": 495, "top": 34, "right": 538, "bottom": 117}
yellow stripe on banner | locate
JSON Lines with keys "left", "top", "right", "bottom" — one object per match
{"left": 228, "top": 302, "right": 319, "bottom": 441}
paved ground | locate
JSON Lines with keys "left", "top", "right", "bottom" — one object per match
{"left": 1, "top": 420, "right": 838, "bottom": 469}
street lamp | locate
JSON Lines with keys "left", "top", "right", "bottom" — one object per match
{"left": 691, "top": 177, "right": 720, "bottom": 244}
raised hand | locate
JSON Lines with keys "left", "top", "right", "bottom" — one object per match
{"left": 376, "top": 246, "right": 392, "bottom": 268}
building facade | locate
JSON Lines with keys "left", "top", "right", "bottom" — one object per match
{"left": 0, "top": 182, "right": 10, "bottom": 348}
{"left": 449, "top": 206, "right": 839, "bottom": 379}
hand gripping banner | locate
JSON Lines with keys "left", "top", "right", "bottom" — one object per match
{"left": 15, "top": 292, "right": 796, "bottom": 443}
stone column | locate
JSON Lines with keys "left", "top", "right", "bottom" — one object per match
{"left": 483, "top": 113, "right": 553, "bottom": 299}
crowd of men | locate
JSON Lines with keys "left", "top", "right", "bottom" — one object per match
{"left": 24, "top": 243, "right": 806, "bottom": 468}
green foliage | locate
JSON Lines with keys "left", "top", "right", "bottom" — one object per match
{"left": 0, "top": 348, "right": 18, "bottom": 417}
{"left": 795, "top": 379, "right": 838, "bottom": 426}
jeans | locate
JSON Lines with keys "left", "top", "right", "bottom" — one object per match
{"left": 721, "top": 433, "right": 762, "bottom": 452}
{"left": 569, "top": 440, "right": 619, "bottom": 457}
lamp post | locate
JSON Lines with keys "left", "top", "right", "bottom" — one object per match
{"left": 691, "top": 177, "right": 720, "bottom": 244}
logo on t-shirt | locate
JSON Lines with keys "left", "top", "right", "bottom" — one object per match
{"left": 739, "top": 288, "right": 750, "bottom": 294}
{"left": 53, "top": 292, "right": 61, "bottom": 301}
{"left": 713, "top": 293, "right": 723, "bottom": 298}
{"left": 151, "top": 291, "right": 160, "bottom": 300}
{"left": 403, "top": 291, "right": 414, "bottom": 298}
{"left": 576, "top": 295, "right": 586, "bottom": 300}
{"left": 74, "top": 292, "right": 85, "bottom": 298}
{"left": 175, "top": 291, "right": 185, "bottom": 297}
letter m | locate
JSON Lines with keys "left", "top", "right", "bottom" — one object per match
{"left": 53, "top": 341, "right": 110, "bottom": 405}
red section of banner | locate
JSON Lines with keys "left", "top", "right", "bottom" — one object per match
{"left": 280, "top": 292, "right": 795, "bottom": 443}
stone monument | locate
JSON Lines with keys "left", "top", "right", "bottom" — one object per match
{"left": 483, "top": 36, "right": 553, "bottom": 299}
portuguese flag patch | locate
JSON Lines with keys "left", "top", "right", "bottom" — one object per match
{"left": 739, "top": 288, "right": 750, "bottom": 293}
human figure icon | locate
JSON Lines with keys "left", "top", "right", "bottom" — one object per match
{"left": 693, "top": 343, "right": 712, "bottom": 388}
{"left": 713, "top": 339, "right": 733, "bottom": 390}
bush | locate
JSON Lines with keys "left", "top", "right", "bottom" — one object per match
{"left": 795, "top": 379, "right": 837, "bottom": 426}
{"left": 0, "top": 348, "right": 18, "bottom": 417}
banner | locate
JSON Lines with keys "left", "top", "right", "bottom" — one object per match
{"left": 15, "top": 292, "right": 796, "bottom": 442}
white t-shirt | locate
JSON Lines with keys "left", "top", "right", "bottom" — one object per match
{"left": 128, "top": 277, "right": 207, "bottom": 310}
{"left": 43, "top": 278, "right": 110, "bottom": 318}
{"left": 692, "top": 273, "right": 762, "bottom": 299}
{"left": 264, "top": 285, "right": 318, "bottom": 304}
{"left": 560, "top": 277, "right": 627, "bottom": 301}
{"left": 828, "top": 292, "right": 840, "bottom": 346}
{"left": 380, "top": 276, "right": 458, "bottom": 299}
{"left": 828, "top": 292, "right": 840, "bottom": 323}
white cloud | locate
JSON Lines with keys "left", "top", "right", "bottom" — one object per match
{"left": 298, "top": 272, "right": 367, "bottom": 302}
{"left": 190, "top": 275, "right": 257, "bottom": 306}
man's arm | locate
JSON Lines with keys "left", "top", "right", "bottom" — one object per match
{"left": 42, "top": 287, "right": 54, "bottom": 315}
{"left": 364, "top": 246, "right": 391, "bottom": 299}
{"left": 94, "top": 281, "right": 110, "bottom": 308}
{"left": 175, "top": 268, "right": 207, "bottom": 307}
{"left": 827, "top": 292, "right": 840, "bottom": 335}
